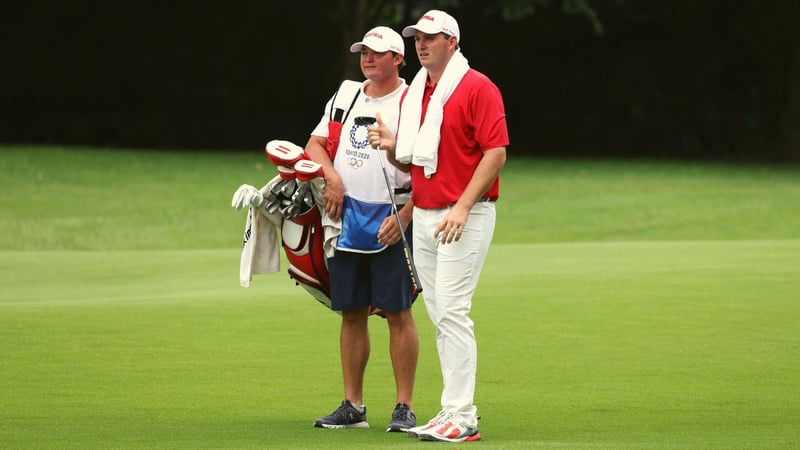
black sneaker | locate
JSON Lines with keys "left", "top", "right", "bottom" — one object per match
{"left": 386, "top": 402, "right": 416, "bottom": 432}
{"left": 314, "top": 400, "right": 369, "bottom": 429}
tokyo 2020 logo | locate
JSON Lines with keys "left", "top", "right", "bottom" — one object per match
{"left": 345, "top": 122, "right": 371, "bottom": 170}
{"left": 350, "top": 122, "right": 371, "bottom": 150}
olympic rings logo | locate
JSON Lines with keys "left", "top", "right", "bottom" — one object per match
{"left": 348, "top": 157, "right": 364, "bottom": 169}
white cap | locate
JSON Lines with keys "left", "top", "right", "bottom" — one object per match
{"left": 350, "top": 26, "right": 405, "bottom": 55}
{"left": 402, "top": 10, "right": 460, "bottom": 43}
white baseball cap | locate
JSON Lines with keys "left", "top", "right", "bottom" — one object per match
{"left": 350, "top": 26, "right": 405, "bottom": 55}
{"left": 402, "top": 10, "right": 460, "bottom": 43}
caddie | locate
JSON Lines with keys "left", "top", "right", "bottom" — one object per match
{"left": 302, "top": 25, "right": 420, "bottom": 434}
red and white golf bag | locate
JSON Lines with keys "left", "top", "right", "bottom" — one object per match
{"left": 236, "top": 139, "right": 383, "bottom": 316}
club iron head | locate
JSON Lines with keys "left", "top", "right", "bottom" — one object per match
{"left": 270, "top": 179, "right": 288, "bottom": 196}
{"left": 266, "top": 198, "right": 281, "bottom": 214}
{"left": 280, "top": 179, "right": 297, "bottom": 197}
{"left": 291, "top": 185, "right": 308, "bottom": 206}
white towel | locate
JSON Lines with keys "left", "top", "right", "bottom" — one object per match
{"left": 321, "top": 211, "right": 342, "bottom": 258}
{"left": 239, "top": 185, "right": 283, "bottom": 287}
{"left": 396, "top": 50, "right": 470, "bottom": 178}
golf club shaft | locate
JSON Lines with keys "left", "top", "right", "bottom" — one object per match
{"left": 375, "top": 144, "right": 423, "bottom": 296}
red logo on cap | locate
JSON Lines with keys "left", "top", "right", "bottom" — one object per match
{"left": 366, "top": 31, "right": 383, "bottom": 39}
{"left": 421, "top": 14, "right": 435, "bottom": 22}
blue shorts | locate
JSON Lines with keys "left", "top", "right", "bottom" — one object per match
{"left": 327, "top": 225, "right": 416, "bottom": 313}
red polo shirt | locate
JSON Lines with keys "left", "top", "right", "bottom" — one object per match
{"left": 410, "top": 68, "right": 509, "bottom": 209}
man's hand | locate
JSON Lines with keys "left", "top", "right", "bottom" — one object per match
{"left": 434, "top": 204, "right": 469, "bottom": 245}
{"left": 367, "top": 112, "right": 394, "bottom": 151}
{"left": 368, "top": 112, "right": 409, "bottom": 172}
{"left": 377, "top": 214, "right": 403, "bottom": 246}
{"left": 231, "top": 184, "right": 263, "bottom": 211}
{"left": 322, "top": 170, "right": 344, "bottom": 221}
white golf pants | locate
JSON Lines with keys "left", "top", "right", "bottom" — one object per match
{"left": 413, "top": 201, "right": 495, "bottom": 426}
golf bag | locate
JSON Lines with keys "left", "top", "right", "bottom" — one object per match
{"left": 280, "top": 201, "right": 331, "bottom": 310}
{"left": 236, "top": 139, "right": 384, "bottom": 317}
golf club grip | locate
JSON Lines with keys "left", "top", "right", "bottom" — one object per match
{"left": 401, "top": 239, "right": 423, "bottom": 295}
{"left": 385, "top": 176, "right": 422, "bottom": 295}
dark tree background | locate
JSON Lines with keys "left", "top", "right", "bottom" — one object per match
{"left": 2, "top": 1, "right": 797, "bottom": 163}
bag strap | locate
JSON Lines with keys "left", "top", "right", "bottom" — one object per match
{"left": 329, "top": 80, "right": 362, "bottom": 123}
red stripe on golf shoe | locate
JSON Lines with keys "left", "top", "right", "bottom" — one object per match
{"left": 467, "top": 433, "right": 481, "bottom": 441}
{"left": 433, "top": 421, "right": 456, "bottom": 438}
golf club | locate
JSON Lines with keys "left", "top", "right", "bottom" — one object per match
{"left": 354, "top": 116, "right": 422, "bottom": 296}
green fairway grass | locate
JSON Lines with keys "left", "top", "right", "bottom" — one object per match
{"left": 1, "top": 146, "right": 799, "bottom": 449}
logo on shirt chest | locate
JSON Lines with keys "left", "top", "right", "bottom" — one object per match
{"left": 346, "top": 122, "right": 372, "bottom": 169}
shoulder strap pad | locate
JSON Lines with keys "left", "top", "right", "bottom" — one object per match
{"left": 329, "top": 80, "right": 362, "bottom": 122}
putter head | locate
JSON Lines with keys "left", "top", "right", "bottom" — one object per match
{"left": 355, "top": 116, "right": 379, "bottom": 150}
{"left": 354, "top": 116, "right": 376, "bottom": 126}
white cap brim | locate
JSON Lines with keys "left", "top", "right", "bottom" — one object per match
{"left": 350, "top": 42, "right": 393, "bottom": 53}
{"left": 402, "top": 25, "right": 433, "bottom": 37}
